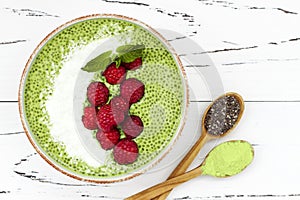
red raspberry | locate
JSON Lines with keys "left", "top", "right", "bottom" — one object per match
{"left": 102, "top": 63, "right": 127, "bottom": 85}
{"left": 122, "top": 115, "right": 144, "bottom": 138}
{"left": 120, "top": 78, "right": 145, "bottom": 104}
{"left": 96, "top": 104, "right": 125, "bottom": 131}
{"left": 113, "top": 139, "right": 139, "bottom": 165}
{"left": 123, "top": 57, "right": 142, "bottom": 70}
{"left": 87, "top": 82, "right": 109, "bottom": 107}
{"left": 110, "top": 96, "right": 129, "bottom": 113}
{"left": 82, "top": 107, "right": 98, "bottom": 130}
{"left": 96, "top": 128, "right": 120, "bottom": 150}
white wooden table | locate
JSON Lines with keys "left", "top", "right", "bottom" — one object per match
{"left": 1, "top": 0, "right": 300, "bottom": 199}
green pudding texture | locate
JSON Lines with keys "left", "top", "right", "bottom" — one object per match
{"left": 23, "top": 16, "right": 185, "bottom": 178}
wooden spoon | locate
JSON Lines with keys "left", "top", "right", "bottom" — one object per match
{"left": 152, "top": 92, "right": 244, "bottom": 200}
{"left": 125, "top": 140, "right": 254, "bottom": 200}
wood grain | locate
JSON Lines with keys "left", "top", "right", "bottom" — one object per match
{"left": 1, "top": 102, "right": 300, "bottom": 199}
{"left": 1, "top": 0, "right": 300, "bottom": 199}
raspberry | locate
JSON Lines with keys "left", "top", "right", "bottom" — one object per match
{"left": 96, "top": 104, "right": 125, "bottom": 131}
{"left": 123, "top": 57, "right": 142, "bottom": 70}
{"left": 110, "top": 96, "right": 129, "bottom": 113}
{"left": 122, "top": 115, "right": 144, "bottom": 138}
{"left": 82, "top": 107, "right": 98, "bottom": 130}
{"left": 102, "top": 63, "right": 127, "bottom": 85}
{"left": 113, "top": 139, "right": 139, "bottom": 165}
{"left": 120, "top": 78, "right": 145, "bottom": 104}
{"left": 96, "top": 128, "right": 120, "bottom": 150}
{"left": 87, "top": 82, "right": 109, "bottom": 107}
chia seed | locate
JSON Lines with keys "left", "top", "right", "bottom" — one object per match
{"left": 204, "top": 95, "right": 241, "bottom": 136}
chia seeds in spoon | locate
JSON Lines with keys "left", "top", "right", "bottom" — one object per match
{"left": 204, "top": 95, "right": 241, "bottom": 136}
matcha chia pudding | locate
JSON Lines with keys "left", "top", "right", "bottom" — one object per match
{"left": 20, "top": 15, "right": 188, "bottom": 182}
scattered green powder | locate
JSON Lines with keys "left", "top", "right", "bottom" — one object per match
{"left": 201, "top": 140, "right": 254, "bottom": 177}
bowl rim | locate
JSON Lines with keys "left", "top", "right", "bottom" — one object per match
{"left": 18, "top": 13, "right": 190, "bottom": 184}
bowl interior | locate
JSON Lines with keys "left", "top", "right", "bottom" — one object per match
{"left": 19, "top": 14, "right": 188, "bottom": 183}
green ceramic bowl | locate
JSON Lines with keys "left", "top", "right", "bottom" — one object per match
{"left": 19, "top": 14, "right": 189, "bottom": 183}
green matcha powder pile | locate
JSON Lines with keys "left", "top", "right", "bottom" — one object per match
{"left": 201, "top": 140, "right": 254, "bottom": 177}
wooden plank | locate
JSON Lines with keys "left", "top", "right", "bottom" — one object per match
{"left": 0, "top": 103, "right": 23, "bottom": 135}
{"left": 0, "top": 0, "right": 300, "bottom": 101}
{"left": 1, "top": 102, "right": 300, "bottom": 199}
{"left": 1, "top": 0, "right": 300, "bottom": 199}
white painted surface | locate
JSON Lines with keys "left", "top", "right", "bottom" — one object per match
{"left": 1, "top": 0, "right": 300, "bottom": 199}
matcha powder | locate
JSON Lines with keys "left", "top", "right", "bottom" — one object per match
{"left": 201, "top": 140, "right": 254, "bottom": 177}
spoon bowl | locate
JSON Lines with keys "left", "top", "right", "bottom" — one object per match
{"left": 202, "top": 92, "right": 245, "bottom": 139}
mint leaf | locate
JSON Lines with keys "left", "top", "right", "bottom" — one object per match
{"left": 111, "top": 53, "right": 118, "bottom": 62}
{"left": 118, "top": 44, "right": 145, "bottom": 63}
{"left": 82, "top": 50, "right": 112, "bottom": 72}
{"left": 116, "top": 44, "right": 145, "bottom": 54}
{"left": 120, "top": 53, "right": 138, "bottom": 63}
{"left": 116, "top": 45, "right": 133, "bottom": 53}
{"left": 132, "top": 44, "right": 145, "bottom": 52}
{"left": 115, "top": 57, "right": 122, "bottom": 68}
{"left": 81, "top": 44, "right": 144, "bottom": 72}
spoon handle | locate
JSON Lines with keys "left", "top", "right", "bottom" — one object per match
{"left": 153, "top": 133, "right": 209, "bottom": 200}
{"left": 125, "top": 167, "right": 203, "bottom": 200}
